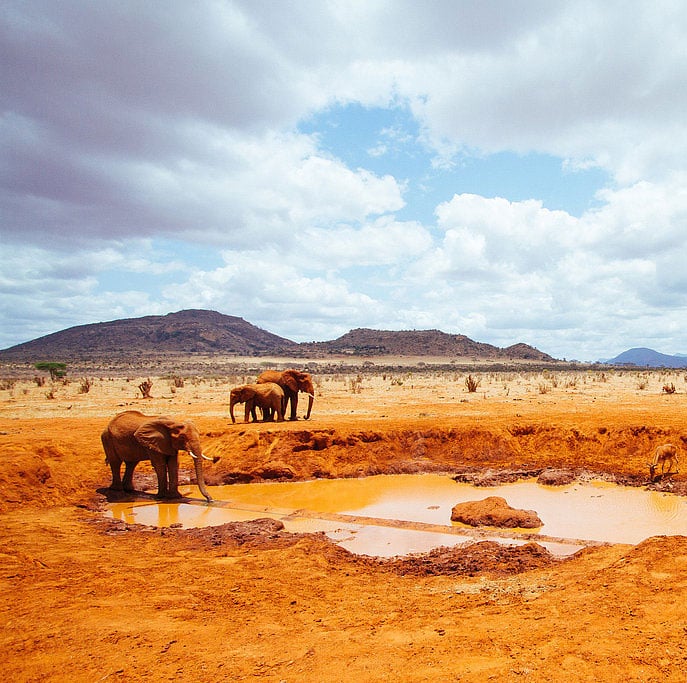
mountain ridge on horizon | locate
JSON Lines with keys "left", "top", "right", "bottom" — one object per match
{"left": 602, "top": 347, "right": 687, "bottom": 368}
{"left": 0, "top": 309, "right": 554, "bottom": 362}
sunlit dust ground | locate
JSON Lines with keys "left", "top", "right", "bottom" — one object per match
{"left": 1, "top": 363, "right": 686, "bottom": 681}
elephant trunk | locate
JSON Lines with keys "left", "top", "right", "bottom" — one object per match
{"left": 189, "top": 450, "right": 218, "bottom": 503}
{"left": 229, "top": 396, "right": 238, "bottom": 424}
{"left": 304, "top": 392, "right": 314, "bottom": 420}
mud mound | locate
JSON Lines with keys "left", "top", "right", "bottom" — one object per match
{"left": 104, "top": 517, "right": 309, "bottom": 552}
{"left": 537, "top": 468, "right": 576, "bottom": 485}
{"left": 606, "top": 535, "right": 687, "bottom": 578}
{"left": 451, "top": 496, "right": 543, "bottom": 528}
{"left": 0, "top": 444, "right": 85, "bottom": 513}
{"left": 453, "top": 468, "right": 543, "bottom": 486}
{"left": 379, "top": 541, "right": 558, "bottom": 576}
{"left": 171, "top": 518, "right": 306, "bottom": 550}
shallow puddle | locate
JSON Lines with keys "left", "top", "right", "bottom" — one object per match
{"left": 108, "top": 474, "right": 687, "bottom": 558}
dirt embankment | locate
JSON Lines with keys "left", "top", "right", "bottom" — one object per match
{"left": 3, "top": 418, "right": 686, "bottom": 516}
{"left": 202, "top": 420, "right": 687, "bottom": 493}
{"left": 2, "top": 371, "right": 687, "bottom": 681}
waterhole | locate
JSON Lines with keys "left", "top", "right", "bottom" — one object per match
{"left": 108, "top": 474, "right": 687, "bottom": 558}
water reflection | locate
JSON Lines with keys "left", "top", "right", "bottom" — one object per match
{"left": 108, "top": 474, "right": 687, "bottom": 558}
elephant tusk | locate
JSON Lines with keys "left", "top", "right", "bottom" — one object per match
{"left": 305, "top": 393, "right": 315, "bottom": 398}
{"left": 189, "top": 450, "right": 216, "bottom": 462}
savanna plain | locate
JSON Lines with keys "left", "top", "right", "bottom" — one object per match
{"left": 1, "top": 360, "right": 686, "bottom": 682}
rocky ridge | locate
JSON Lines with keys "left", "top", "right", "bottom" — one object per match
{"left": 0, "top": 309, "right": 554, "bottom": 363}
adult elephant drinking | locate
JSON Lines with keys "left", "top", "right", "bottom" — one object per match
{"left": 101, "top": 410, "right": 219, "bottom": 502}
{"left": 257, "top": 369, "right": 315, "bottom": 421}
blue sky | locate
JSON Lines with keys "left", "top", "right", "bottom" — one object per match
{"left": 300, "top": 103, "right": 608, "bottom": 221}
{"left": 2, "top": 1, "right": 687, "bottom": 361}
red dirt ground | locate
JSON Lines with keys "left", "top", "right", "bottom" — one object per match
{"left": 1, "top": 368, "right": 686, "bottom": 681}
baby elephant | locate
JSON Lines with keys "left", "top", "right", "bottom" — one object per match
{"left": 230, "top": 382, "right": 285, "bottom": 424}
{"left": 648, "top": 443, "right": 680, "bottom": 481}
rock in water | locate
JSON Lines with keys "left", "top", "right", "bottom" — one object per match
{"left": 451, "top": 496, "right": 543, "bottom": 528}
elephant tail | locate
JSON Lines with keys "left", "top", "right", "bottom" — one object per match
{"left": 101, "top": 430, "right": 114, "bottom": 464}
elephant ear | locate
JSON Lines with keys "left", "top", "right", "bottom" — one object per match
{"left": 134, "top": 418, "right": 177, "bottom": 455}
{"left": 298, "top": 372, "right": 313, "bottom": 392}
{"left": 282, "top": 372, "right": 299, "bottom": 392}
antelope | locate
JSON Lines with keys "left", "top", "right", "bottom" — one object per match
{"left": 648, "top": 443, "right": 680, "bottom": 481}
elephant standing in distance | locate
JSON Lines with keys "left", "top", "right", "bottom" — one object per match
{"left": 229, "top": 382, "right": 285, "bottom": 424}
{"left": 101, "top": 410, "right": 219, "bottom": 502}
{"left": 257, "top": 369, "right": 315, "bottom": 421}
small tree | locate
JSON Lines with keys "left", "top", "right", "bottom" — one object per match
{"left": 465, "top": 374, "right": 481, "bottom": 393}
{"left": 348, "top": 375, "right": 363, "bottom": 394}
{"left": 138, "top": 379, "right": 153, "bottom": 398}
{"left": 34, "top": 362, "right": 67, "bottom": 381}
{"left": 78, "top": 377, "right": 93, "bottom": 394}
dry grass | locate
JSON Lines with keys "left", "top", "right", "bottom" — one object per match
{"left": 1, "top": 365, "right": 685, "bottom": 422}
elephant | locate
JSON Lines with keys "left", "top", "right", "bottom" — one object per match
{"left": 101, "top": 410, "right": 219, "bottom": 502}
{"left": 257, "top": 369, "right": 314, "bottom": 420}
{"left": 229, "top": 382, "right": 285, "bottom": 424}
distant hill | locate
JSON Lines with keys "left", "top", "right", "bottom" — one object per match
{"left": 300, "top": 328, "right": 553, "bottom": 360}
{"left": 0, "top": 309, "right": 300, "bottom": 359}
{"left": 603, "top": 347, "right": 687, "bottom": 368}
{"left": 0, "top": 310, "right": 555, "bottom": 363}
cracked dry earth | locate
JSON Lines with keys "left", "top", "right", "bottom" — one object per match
{"left": 1, "top": 367, "right": 687, "bottom": 681}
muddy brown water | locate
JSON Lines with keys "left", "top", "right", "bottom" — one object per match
{"left": 108, "top": 474, "right": 687, "bottom": 558}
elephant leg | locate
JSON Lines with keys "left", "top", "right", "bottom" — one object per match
{"left": 109, "top": 463, "right": 124, "bottom": 490}
{"left": 122, "top": 461, "right": 137, "bottom": 492}
{"left": 107, "top": 458, "right": 123, "bottom": 490}
{"left": 288, "top": 391, "right": 298, "bottom": 420}
{"left": 150, "top": 456, "right": 169, "bottom": 499}
{"left": 102, "top": 432, "right": 124, "bottom": 490}
{"left": 166, "top": 454, "right": 181, "bottom": 498}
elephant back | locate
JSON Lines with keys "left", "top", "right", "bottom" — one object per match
{"left": 264, "top": 382, "right": 284, "bottom": 398}
{"left": 257, "top": 370, "right": 282, "bottom": 385}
